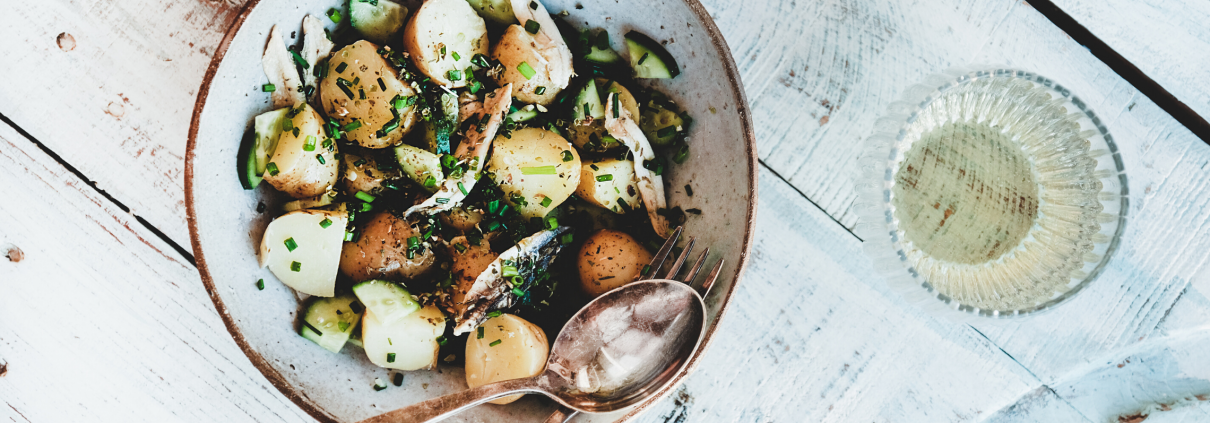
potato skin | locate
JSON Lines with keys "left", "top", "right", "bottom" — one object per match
{"left": 567, "top": 80, "right": 640, "bottom": 151}
{"left": 403, "top": 0, "right": 489, "bottom": 88}
{"left": 263, "top": 104, "right": 340, "bottom": 198}
{"left": 491, "top": 25, "right": 560, "bottom": 105}
{"left": 341, "top": 153, "right": 402, "bottom": 195}
{"left": 488, "top": 127, "right": 581, "bottom": 219}
{"left": 464, "top": 313, "right": 549, "bottom": 404}
{"left": 577, "top": 229, "right": 653, "bottom": 298}
{"left": 446, "top": 235, "right": 496, "bottom": 312}
{"left": 320, "top": 40, "right": 419, "bottom": 149}
{"left": 339, "top": 212, "right": 436, "bottom": 282}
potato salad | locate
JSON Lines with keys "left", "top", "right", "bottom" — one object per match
{"left": 238, "top": 0, "right": 694, "bottom": 399}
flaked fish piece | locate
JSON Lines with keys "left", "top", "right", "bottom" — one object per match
{"left": 300, "top": 15, "right": 334, "bottom": 108}
{"left": 605, "top": 93, "right": 670, "bottom": 238}
{"left": 510, "top": 0, "right": 573, "bottom": 90}
{"left": 262, "top": 25, "right": 306, "bottom": 108}
{"left": 452, "top": 227, "right": 571, "bottom": 335}
{"left": 406, "top": 84, "right": 514, "bottom": 217}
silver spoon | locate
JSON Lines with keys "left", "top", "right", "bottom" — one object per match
{"left": 359, "top": 279, "right": 708, "bottom": 423}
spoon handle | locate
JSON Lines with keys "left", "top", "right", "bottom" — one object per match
{"left": 357, "top": 377, "right": 540, "bottom": 423}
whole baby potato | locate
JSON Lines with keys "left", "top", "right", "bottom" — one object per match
{"left": 403, "top": 0, "right": 489, "bottom": 88}
{"left": 491, "top": 24, "right": 561, "bottom": 105}
{"left": 488, "top": 127, "right": 581, "bottom": 219}
{"left": 262, "top": 104, "right": 340, "bottom": 198}
{"left": 577, "top": 229, "right": 653, "bottom": 298}
{"left": 320, "top": 40, "right": 419, "bottom": 149}
{"left": 339, "top": 211, "right": 436, "bottom": 282}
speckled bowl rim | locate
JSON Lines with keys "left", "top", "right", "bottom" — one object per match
{"left": 184, "top": 1, "right": 757, "bottom": 421}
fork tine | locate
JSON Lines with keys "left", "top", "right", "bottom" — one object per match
{"left": 697, "top": 258, "right": 725, "bottom": 298}
{"left": 660, "top": 237, "right": 695, "bottom": 280}
{"left": 638, "top": 226, "right": 682, "bottom": 280}
{"left": 682, "top": 247, "right": 711, "bottom": 285}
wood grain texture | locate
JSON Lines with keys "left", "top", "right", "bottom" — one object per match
{"left": 1052, "top": 0, "right": 1210, "bottom": 124}
{"left": 0, "top": 0, "right": 250, "bottom": 246}
{"left": 0, "top": 123, "right": 309, "bottom": 422}
{"left": 634, "top": 169, "right": 1043, "bottom": 422}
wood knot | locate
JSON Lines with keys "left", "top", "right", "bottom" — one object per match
{"left": 4, "top": 245, "right": 22, "bottom": 263}
{"left": 57, "top": 32, "right": 76, "bottom": 51}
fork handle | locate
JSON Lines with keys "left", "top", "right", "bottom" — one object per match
{"left": 542, "top": 406, "right": 578, "bottom": 423}
{"left": 357, "top": 377, "right": 540, "bottom": 423}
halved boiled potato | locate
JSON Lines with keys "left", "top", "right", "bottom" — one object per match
{"left": 488, "top": 127, "right": 581, "bottom": 218}
{"left": 321, "top": 40, "right": 420, "bottom": 149}
{"left": 263, "top": 104, "right": 340, "bottom": 198}
{"left": 491, "top": 25, "right": 560, "bottom": 105}
{"left": 339, "top": 211, "right": 437, "bottom": 282}
{"left": 465, "top": 313, "right": 549, "bottom": 404}
{"left": 403, "top": 0, "right": 489, "bottom": 88}
{"left": 259, "top": 208, "right": 349, "bottom": 297}
{"left": 361, "top": 304, "right": 446, "bottom": 370}
{"left": 567, "top": 79, "right": 640, "bottom": 152}
{"left": 341, "top": 153, "right": 402, "bottom": 195}
{"left": 575, "top": 158, "right": 641, "bottom": 213}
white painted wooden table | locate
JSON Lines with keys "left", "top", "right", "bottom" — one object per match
{"left": 3, "top": 0, "right": 1210, "bottom": 421}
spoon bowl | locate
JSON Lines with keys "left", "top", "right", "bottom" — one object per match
{"left": 361, "top": 279, "right": 706, "bottom": 423}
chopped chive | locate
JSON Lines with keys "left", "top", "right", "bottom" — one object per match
{"left": 316, "top": 154, "right": 326, "bottom": 164}
{"left": 487, "top": 310, "right": 503, "bottom": 318}
{"left": 388, "top": 337, "right": 393, "bottom": 345}
{"left": 373, "top": 379, "right": 387, "bottom": 391}
{"left": 386, "top": 353, "right": 396, "bottom": 363}
{"left": 501, "top": 265, "right": 519, "bottom": 278}
{"left": 392, "top": 373, "right": 404, "bottom": 386}
{"left": 545, "top": 217, "right": 558, "bottom": 229}
{"left": 529, "top": 1, "right": 537, "bottom": 9}
{"left": 407, "top": 236, "right": 419, "bottom": 248}
{"left": 589, "top": 164, "right": 599, "bottom": 171}
{"left": 342, "top": 120, "right": 362, "bottom": 131}
{"left": 471, "top": 54, "right": 490, "bottom": 68}
{"left": 447, "top": 69, "right": 462, "bottom": 81}
{"left": 437, "top": 336, "right": 448, "bottom": 346}
{"left": 535, "top": 86, "right": 546, "bottom": 95}
{"left": 326, "top": 8, "right": 342, "bottom": 23}
{"left": 451, "top": 51, "right": 461, "bottom": 61}
{"left": 540, "top": 197, "right": 553, "bottom": 207}
{"left": 355, "top": 191, "right": 376, "bottom": 203}
{"left": 560, "top": 233, "right": 574, "bottom": 244}
{"left": 375, "top": 77, "right": 385, "bottom": 90}
{"left": 290, "top": 49, "right": 308, "bottom": 69}
{"left": 454, "top": 243, "right": 468, "bottom": 253}
{"left": 344, "top": 231, "right": 356, "bottom": 242}
{"left": 524, "top": 19, "right": 541, "bottom": 34}
{"left": 561, "top": 150, "right": 573, "bottom": 162}
{"left": 673, "top": 144, "right": 690, "bottom": 164}
{"left": 261, "top": 83, "right": 276, "bottom": 92}
{"left": 612, "top": 94, "right": 620, "bottom": 118}
{"left": 435, "top": 197, "right": 450, "bottom": 204}
{"left": 284, "top": 237, "right": 298, "bottom": 252}
{"left": 256, "top": 279, "right": 265, "bottom": 290}
{"left": 596, "top": 174, "right": 613, "bottom": 182}
{"left": 335, "top": 62, "right": 348, "bottom": 73}
{"left": 642, "top": 264, "right": 652, "bottom": 275}
{"left": 302, "top": 320, "right": 323, "bottom": 336}
{"left": 359, "top": 88, "right": 366, "bottom": 100}
{"left": 489, "top": 339, "right": 502, "bottom": 347}
{"left": 477, "top": 326, "right": 484, "bottom": 339}
{"left": 336, "top": 78, "right": 355, "bottom": 99}
{"left": 440, "top": 45, "right": 446, "bottom": 57}
{"left": 322, "top": 138, "right": 334, "bottom": 150}
{"left": 423, "top": 175, "right": 437, "bottom": 189}
{"left": 657, "top": 126, "right": 678, "bottom": 138}
{"left": 457, "top": 181, "right": 467, "bottom": 195}
{"left": 282, "top": 118, "right": 294, "bottom": 132}
{"left": 512, "top": 287, "right": 525, "bottom": 296}
{"left": 320, "top": 218, "right": 333, "bottom": 228}
{"left": 338, "top": 321, "right": 350, "bottom": 332}
{"left": 517, "top": 62, "right": 536, "bottom": 80}
{"left": 377, "top": 117, "right": 400, "bottom": 137}
{"left": 520, "top": 165, "right": 557, "bottom": 175}
{"left": 637, "top": 52, "right": 650, "bottom": 65}
{"left": 266, "top": 162, "right": 280, "bottom": 176}
{"left": 292, "top": 127, "right": 300, "bottom": 138}
{"left": 303, "top": 135, "right": 317, "bottom": 151}
{"left": 290, "top": 261, "right": 301, "bottom": 272}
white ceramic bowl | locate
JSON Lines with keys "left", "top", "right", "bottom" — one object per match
{"left": 186, "top": 1, "right": 756, "bottom": 421}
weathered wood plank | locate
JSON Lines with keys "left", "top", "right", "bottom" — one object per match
{"left": 635, "top": 169, "right": 1044, "bottom": 422}
{"left": 0, "top": 123, "right": 310, "bottom": 422}
{"left": 1052, "top": 0, "right": 1210, "bottom": 125}
{"left": 0, "top": 0, "right": 250, "bottom": 246}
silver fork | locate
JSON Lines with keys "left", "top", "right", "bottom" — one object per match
{"left": 545, "top": 226, "right": 723, "bottom": 423}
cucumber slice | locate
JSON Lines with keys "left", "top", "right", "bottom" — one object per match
{"left": 466, "top": 0, "right": 516, "bottom": 26}
{"left": 586, "top": 30, "right": 623, "bottom": 65}
{"left": 283, "top": 191, "right": 338, "bottom": 212}
{"left": 639, "top": 101, "right": 684, "bottom": 147}
{"left": 624, "top": 31, "right": 680, "bottom": 79}
{"left": 239, "top": 108, "right": 290, "bottom": 189}
{"left": 394, "top": 144, "right": 444, "bottom": 193}
{"left": 299, "top": 293, "right": 364, "bottom": 353}
{"left": 352, "top": 280, "right": 421, "bottom": 326}
{"left": 349, "top": 0, "right": 409, "bottom": 45}
{"left": 507, "top": 106, "right": 539, "bottom": 122}
{"left": 573, "top": 80, "right": 605, "bottom": 121}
